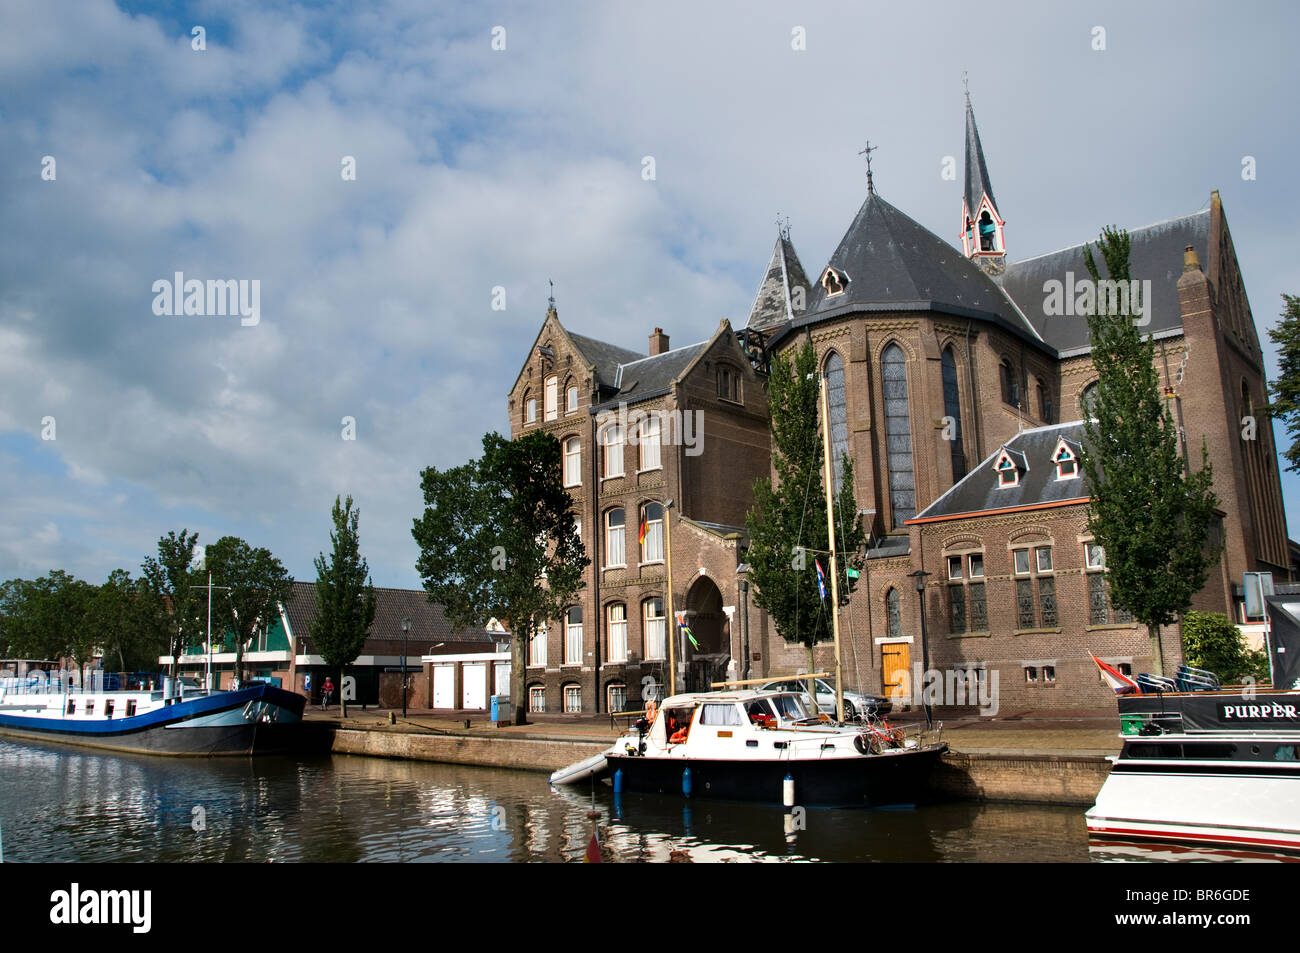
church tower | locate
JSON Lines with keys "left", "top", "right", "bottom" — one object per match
{"left": 960, "top": 87, "right": 1006, "bottom": 278}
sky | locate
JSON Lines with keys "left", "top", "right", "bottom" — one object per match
{"left": 2, "top": 0, "right": 1298, "bottom": 592}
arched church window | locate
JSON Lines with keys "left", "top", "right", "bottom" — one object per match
{"left": 824, "top": 351, "right": 849, "bottom": 491}
{"left": 882, "top": 343, "right": 915, "bottom": 528}
{"left": 941, "top": 348, "right": 966, "bottom": 481}
{"left": 1081, "top": 382, "right": 1099, "bottom": 419}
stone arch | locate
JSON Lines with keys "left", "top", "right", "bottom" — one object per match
{"left": 682, "top": 574, "right": 730, "bottom": 692}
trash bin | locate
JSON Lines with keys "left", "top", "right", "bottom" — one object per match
{"left": 490, "top": 695, "right": 513, "bottom": 725}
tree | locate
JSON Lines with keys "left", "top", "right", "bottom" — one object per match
{"left": 141, "top": 529, "right": 203, "bottom": 674}
{"left": 413, "top": 431, "right": 587, "bottom": 725}
{"left": 1266, "top": 293, "right": 1300, "bottom": 472}
{"left": 1182, "top": 611, "right": 1270, "bottom": 684}
{"left": 1080, "top": 227, "right": 1221, "bottom": 675}
{"left": 204, "top": 536, "right": 294, "bottom": 687}
{"left": 0, "top": 572, "right": 94, "bottom": 680}
{"left": 86, "top": 569, "right": 171, "bottom": 673}
{"left": 745, "top": 339, "right": 866, "bottom": 676}
{"left": 311, "top": 496, "right": 376, "bottom": 717}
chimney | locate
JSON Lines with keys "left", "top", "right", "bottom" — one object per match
{"left": 1183, "top": 244, "right": 1201, "bottom": 272}
{"left": 649, "top": 327, "right": 669, "bottom": 356}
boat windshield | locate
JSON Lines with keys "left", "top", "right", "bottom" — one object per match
{"left": 770, "top": 693, "right": 812, "bottom": 722}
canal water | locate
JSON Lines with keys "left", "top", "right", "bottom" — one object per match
{"left": 0, "top": 737, "right": 1126, "bottom": 863}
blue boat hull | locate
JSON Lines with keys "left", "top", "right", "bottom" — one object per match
{"left": 0, "top": 684, "right": 319, "bottom": 757}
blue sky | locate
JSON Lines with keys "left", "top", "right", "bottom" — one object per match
{"left": 2, "top": 0, "right": 1298, "bottom": 591}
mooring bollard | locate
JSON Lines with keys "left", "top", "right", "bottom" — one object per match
{"left": 389, "top": 711, "right": 396, "bottom": 725}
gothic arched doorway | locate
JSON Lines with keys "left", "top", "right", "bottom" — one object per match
{"left": 683, "top": 575, "right": 730, "bottom": 692}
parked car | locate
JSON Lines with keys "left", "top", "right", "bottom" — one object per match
{"left": 758, "top": 677, "right": 891, "bottom": 719}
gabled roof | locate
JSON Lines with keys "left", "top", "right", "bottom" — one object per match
{"left": 1002, "top": 208, "right": 1211, "bottom": 354}
{"left": 772, "top": 190, "right": 1045, "bottom": 350}
{"left": 747, "top": 232, "right": 811, "bottom": 330}
{"left": 910, "top": 422, "right": 1089, "bottom": 523}
{"left": 281, "top": 582, "right": 497, "bottom": 657}
{"left": 964, "top": 97, "right": 998, "bottom": 218}
{"left": 610, "top": 342, "right": 709, "bottom": 400}
{"left": 566, "top": 330, "right": 645, "bottom": 389}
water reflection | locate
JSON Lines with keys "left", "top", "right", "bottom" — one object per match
{"left": 0, "top": 738, "right": 1102, "bottom": 862}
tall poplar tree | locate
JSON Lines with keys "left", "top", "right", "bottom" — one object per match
{"left": 1080, "top": 227, "right": 1220, "bottom": 674}
{"left": 311, "top": 496, "right": 376, "bottom": 716}
{"left": 142, "top": 529, "right": 202, "bottom": 675}
{"left": 745, "top": 339, "right": 866, "bottom": 674}
{"left": 1266, "top": 293, "right": 1300, "bottom": 472}
{"left": 205, "top": 537, "right": 294, "bottom": 687}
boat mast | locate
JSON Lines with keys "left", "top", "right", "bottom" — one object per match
{"left": 819, "top": 375, "right": 845, "bottom": 722}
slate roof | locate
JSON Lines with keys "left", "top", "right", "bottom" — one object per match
{"left": 566, "top": 331, "right": 644, "bottom": 389}
{"left": 911, "top": 422, "right": 1089, "bottom": 522}
{"left": 281, "top": 582, "right": 497, "bottom": 657}
{"left": 964, "top": 98, "right": 998, "bottom": 218}
{"left": 747, "top": 233, "right": 811, "bottom": 330}
{"left": 600, "top": 341, "right": 709, "bottom": 409}
{"left": 772, "top": 190, "right": 1045, "bottom": 350}
{"left": 1002, "top": 209, "right": 1211, "bottom": 354}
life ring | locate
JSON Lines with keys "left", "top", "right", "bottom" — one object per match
{"left": 644, "top": 700, "right": 657, "bottom": 724}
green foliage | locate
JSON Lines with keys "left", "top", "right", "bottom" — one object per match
{"left": 205, "top": 536, "right": 294, "bottom": 685}
{"left": 745, "top": 340, "right": 866, "bottom": 651}
{"left": 1266, "top": 293, "right": 1300, "bottom": 473}
{"left": 86, "top": 569, "right": 171, "bottom": 672}
{"left": 1182, "top": 611, "right": 1270, "bottom": 684}
{"left": 1080, "top": 228, "right": 1221, "bottom": 667}
{"left": 412, "top": 430, "right": 588, "bottom": 724}
{"left": 0, "top": 571, "right": 93, "bottom": 664}
{"left": 141, "top": 529, "right": 203, "bottom": 669}
{"left": 311, "top": 496, "right": 376, "bottom": 713}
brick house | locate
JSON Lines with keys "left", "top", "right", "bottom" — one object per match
{"left": 508, "top": 95, "right": 1290, "bottom": 713}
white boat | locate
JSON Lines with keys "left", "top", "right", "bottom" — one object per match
{"left": 1085, "top": 684, "right": 1300, "bottom": 854}
{"left": 551, "top": 688, "right": 946, "bottom": 807}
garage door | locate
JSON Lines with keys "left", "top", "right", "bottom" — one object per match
{"left": 433, "top": 665, "right": 455, "bottom": 709}
{"left": 462, "top": 662, "right": 487, "bottom": 710}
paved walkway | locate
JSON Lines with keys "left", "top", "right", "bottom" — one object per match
{"left": 305, "top": 706, "right": 1124, "bottom": 757}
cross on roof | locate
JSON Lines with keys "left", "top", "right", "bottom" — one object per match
{"left": 858, "top": 141, "right": 878, "bottom": 193}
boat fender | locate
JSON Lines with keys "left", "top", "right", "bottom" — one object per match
{"left": 645, "top": 700, "right": 657, "bottom": 725}
{"left": 854, "top": 733, "right": 882, "bottom": 756}
{"left": 782, "top": 772, "right": 795, "bottom": 808}
{"left": 682, "top": 767, "right": 692, "bottom": 797}
{"left": 614, "top": 768, "right": 624, "bottom": 793}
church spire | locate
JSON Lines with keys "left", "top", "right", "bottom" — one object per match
{"left": 960, "top": 79, "right": 1006, "bottom": 277}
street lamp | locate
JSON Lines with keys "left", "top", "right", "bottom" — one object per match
{"left": 735, "top": 563, "right": 752, "bottom": 681}
{"left": 908, "top": 569, "right": 932, "bottom": 729}
{"left": 401, "top": 616, "right": 411, "bottom": 718}
{"left": 664, "top": 499, "right": 677, "bottom": 697}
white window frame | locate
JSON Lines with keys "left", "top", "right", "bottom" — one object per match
{"left": 565, "top": 606, "right": 582, "bottom": 665}
{"left": 605, "top": 509, "right": 626, "bottom": 568}
{"left": 529, "top": 624, "right": 547, "bottom": 667}
{"left": 639, "top": 413, "right": 662, "bottom": 471}
{"left": 564, "top": 684, "right": 582, "bottom": 713}
{"left": 947, "top": 556, "right": 963, "bottom": 580}
{"left": 1036, "top": 546, "right": 1053, "bottom": 573}
{"left": 529, "top": 686, "right": 546, "bottom": 712}
{"left": 607, "top": 683, "right": 627, "bottom": 713}
{"left": 545, "top": 376, "right": 558, "bottom": 421}
{"left": 563, "top": 436, "right": 581, "bottom": 487}
{"left": 1012, "top": 548, "right": 1031, "bottom": 576}
{"left": 525, "top": 397, "right": 537, "bottom": 424}
{"left": 566, "top": 384, "right": 579, "bottom": 413}
{"left": 967, "top": 554, "right": 985, "bottom": 578}
{"left": 644, "top": 598, "right": 666, "bottom": 660}
{"left": 602, "top": 424, "right": 625, "bottom": 478}
{"left": 607, "top": 603, "right": 627, "bottom": 663}
{"left": 1085, "top": 543, "right": 1105, "bottom": 570}
{"left": 641, "top": 504, "right": 664, "bottom": 564}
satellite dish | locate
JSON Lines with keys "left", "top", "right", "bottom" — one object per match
{"left": 191, "top": 546, "right": 206, "bottom": 571}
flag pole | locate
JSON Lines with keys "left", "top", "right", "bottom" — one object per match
{"left": 819, "top": 375, "right": 845, "bottom": 722}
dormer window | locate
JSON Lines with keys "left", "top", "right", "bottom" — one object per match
{"left": 992, "top": 448, "right": 1023, "bottom": 488}
{"left": 820, "top": 266, "right": 849, "bottom": 297}
{"left": 1053, "top": 440, "right": 1079, "bottom": 480}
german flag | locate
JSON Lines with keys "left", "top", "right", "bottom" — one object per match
{"left": 638, "top": 516, "right": 648, "bottom": 545}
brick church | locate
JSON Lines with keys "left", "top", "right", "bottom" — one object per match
{"left": 507, "top": 95, "right": 1290, "bottom": 715}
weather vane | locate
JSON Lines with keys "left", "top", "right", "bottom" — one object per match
{"left": 548, "top": 279, "right": 555, "bottom": 309}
